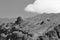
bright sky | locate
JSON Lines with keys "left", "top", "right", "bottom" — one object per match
{"left": 25, "top": 0, "right": 60, "bottom": 13}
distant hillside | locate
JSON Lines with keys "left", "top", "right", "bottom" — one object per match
{"left": 22, "top": 13, "right": 60, "bottom": 34}
{"left": 0, "top": 18, "right": 16, "bottom": 24}
{"left": 26, "top": 13, "right": 60, "bottom": 22}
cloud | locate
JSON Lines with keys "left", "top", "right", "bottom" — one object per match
{"left": 24, "top": 4, "right": 35, "bottom": 12}
{"left": 24, "top": 0, "right": 60, "bottom": 14}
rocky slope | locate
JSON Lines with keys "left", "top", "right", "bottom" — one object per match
{"left": 0, "top": 13, "right": 60, "bottom": 40}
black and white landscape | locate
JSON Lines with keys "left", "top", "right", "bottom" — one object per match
{"left": 0, "top": 0, "right": 60, "bottom": 40}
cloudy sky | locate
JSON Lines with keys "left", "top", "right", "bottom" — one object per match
{"left": 25, "top": 0, "right": 60, "bottom": 14}
{"left": 1, "top": 0, "right": 60, "bottom": 18}
{"left": 0, "top": 0, "right": 38, "bottom": 18}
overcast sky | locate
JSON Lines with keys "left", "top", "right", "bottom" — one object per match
{"left": 0, "top": 0, "right": 38, "bottom": 18}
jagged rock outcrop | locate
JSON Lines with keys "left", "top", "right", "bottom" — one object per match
{"left": 14, "top": 16, "right": 23, "bottom": 25}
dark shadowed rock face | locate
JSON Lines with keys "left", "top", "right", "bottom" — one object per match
{"left": 14, "top": 16, "right": 23, "bottom": 25}
{"left": 0, "top": 16, "right": 34, "bottom": 40}
{"left": 36, "top": 23, "right": 60, "bottom": 40}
